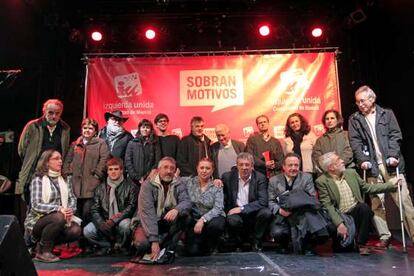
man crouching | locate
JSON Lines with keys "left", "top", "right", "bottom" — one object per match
{"left": 83, "top": 157, "right": 138, "bottom": 255}
{"left": 130, "top": 157, "right": 191, "bottom": 264}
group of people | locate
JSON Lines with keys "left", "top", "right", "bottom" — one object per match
{"left": 14, "top": 85, "right": 414, "bottom": 264}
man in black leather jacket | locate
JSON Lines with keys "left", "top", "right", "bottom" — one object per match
{"left": 83, "top": 157, "right": 138, "bottom": 254}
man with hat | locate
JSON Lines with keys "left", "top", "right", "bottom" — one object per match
{"left": 99, "top": 110, "right": 133, "bottom": 160}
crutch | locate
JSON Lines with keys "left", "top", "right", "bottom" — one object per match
{"left": 396, "top": 167, "right": 407, "bottom": 253}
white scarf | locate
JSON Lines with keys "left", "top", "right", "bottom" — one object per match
{"left": 42, "top": 170, "right": 82, "bottom": 226}
{"left": 42, "top": 170, "right": 68, "bottom": 207}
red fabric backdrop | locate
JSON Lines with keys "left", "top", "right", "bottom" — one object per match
{"left": 86, "top": 52, "right": 340, "bottom": 142}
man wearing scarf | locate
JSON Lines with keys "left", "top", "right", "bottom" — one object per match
{"left": 83, "top": 157, "right": 138, "bottom": 255}
{"left": 130, "top": 157, "right": 191, "bottom": 264}
{"left": 98, "top": 110, "right": 133, "bottom": 160}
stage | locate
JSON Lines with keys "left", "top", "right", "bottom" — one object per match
{"left": 35, "top": 242, "right": 413, "bottom": 276}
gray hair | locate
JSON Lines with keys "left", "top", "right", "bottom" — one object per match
{"left": 158, "top": 156, "right": 176, "bottom": 168}
{"left": 318, "top": 152, "right": 337, "bottom": 172}
{"left": 236, "top": 152, "right": 254, "bottom": 165}
{"left": 42, "top": 99, "right": 64, "bottom": 113}
{"left": 355, "top": 85, "right": 376, "bottom": 102}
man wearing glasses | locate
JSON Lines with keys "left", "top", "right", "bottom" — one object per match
{"left": 154, "top": 113, "right": 180, "bottom": 160}
{"left": 348, "top": 85, "right": 414, "bottom": 247}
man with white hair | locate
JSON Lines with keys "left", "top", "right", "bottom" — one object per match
{"left": 348, "top": 85, "right": 414, "bottom": 247}
{"left": 16, "top": 99, "right": 70, "bottom": 198}
{"left": 211, "top": 123, "right": 245, "bottom": 178}
{"left": 315, "top": 152, "right": 400, "bottom": 255}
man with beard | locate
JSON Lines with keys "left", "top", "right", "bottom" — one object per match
{"left": 99, "top": 110, "right": 133, "bottom": 160}
{"left": 16, "top": 99, "right": 70, "bottom": 201}
{"left": 130, "top": 157, "right": 191, "bottom": 264}
{"left": 316, "top": 152, "right": 400, "bottom": 255}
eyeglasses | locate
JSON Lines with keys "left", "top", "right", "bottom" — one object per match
{"left": 157, "top": 119, "right": 168, "bottom": 123}
{"left": 49, "top": 157, "right": 62, "bottom": 161}
{"left": 355, "top": 97, "right": 370, "bottom": 105}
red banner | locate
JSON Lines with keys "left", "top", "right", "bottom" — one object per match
{"left": 86, "top": 53, "right": 340, "bottom": 142}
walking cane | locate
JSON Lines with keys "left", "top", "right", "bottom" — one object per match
{"left": 396, "top": 167, "right": 407, "bottom": 253}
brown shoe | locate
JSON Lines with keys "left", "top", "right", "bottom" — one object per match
{"left": 358, "top": 245, "right": 371, "bottom": 256}
{"left": 34, "top": 252, "right": 60, "bottom": 263}
{"left": 375, "top": 239, "right": 391, "bottom": 249}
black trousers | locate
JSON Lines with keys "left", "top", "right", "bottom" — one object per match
{"left": 76, "top": 198, "right": 94, "bottom": 227}
{"left": 347, "top": 202, "right": 373, "bottom": 245}
{"left": 32, "top": 212, "right": 81, "bottom": 246}
{"left": 186, "top": 216, "right": 225, "bottom": 256}
{"left": 226, "top": 208, "right": 272, "bottom": 244}
{"left": 132, "top": 213, "right": 190, "bottom": 256}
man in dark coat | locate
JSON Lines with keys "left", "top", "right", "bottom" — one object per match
{"left": 268, "top": 153, "right": 328, "bottom": 254}
{"left": 348, "top": 85, "right": 414, "bottom": 246}
{"left": 98, "top": 110, "right": 133, "bottom": 160}
{"left": 177, "top": 116, "right": 211, "bottom": 177}
{"left": 222, "top": 152, "right": 271, "bottom": 251}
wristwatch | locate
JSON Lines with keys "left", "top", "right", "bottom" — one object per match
{"left": 202, "top": 217, "right": 207, "bottom": 223}
{"left": 240, "top": 206, "right": 244, "bottom": 211}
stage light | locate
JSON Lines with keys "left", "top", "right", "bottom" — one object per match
{"left": 145, "top": 28, "right": 156, "bottom": 40}
{"left": 258, "top": 24, "right": 271, "bottom": 37}
{"left": 311, "top": 27, "right": 323, "bottom": 38}
{"left": 91, "top": 31, "right": 103, "bottom": 42}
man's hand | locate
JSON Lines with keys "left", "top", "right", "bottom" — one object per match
{"left": 213, "top": 179, "right": 223, "bottom": 188}
{"left": 337, "top": 223, "right": 348, "bottom": 240}
{"left": 99, "top": 220, "right": 114, "bottom": 236}
{"left": 391, "top": 175, "right": 404, "bottom": 188}
{"left": 228, "top": 207, "right": 242, "bottom": 216}
{"left": 278, "top": 208, "right": 291, "bottom": 217}
{"left": 151, "top": 242, "right": 160, "bottom": 261}
{"left": 387, "top": 157, "right": 399, "bottom": 167}
{"left": 164, "top": 209, "right": 178, "bottom": 222}
{"left": 265, "top": 160, "right": 275, "bottom": 170}
{"left": 175, "top": 168, "right": 181, "bottom": 178}
{"left": 361, "top": 161, "right": 372, "bottom": 170}
{"left": 194, "top": 219, "right": 205, "bottom": 234}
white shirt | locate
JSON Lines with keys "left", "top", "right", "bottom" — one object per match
{"left": 237, "top": 174, "right": 251, "bottom": 207}
{"left": 364, "top": 108, "right": 384, "bottom": 165}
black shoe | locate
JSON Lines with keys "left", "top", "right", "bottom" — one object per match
{"left": 129, "top": 255, "right": 143, "bottom": 263}
{"left": 82, "top": 246, "right": 95, "bottom": 256}
{"left": 251, "top": 241, "right": 263, "bottom": 252}
{"left": 157, "top": 250, "right": 175, "bottom": 264}
{"left": 303, "top": 249, "right": 316, "bottom": 256}
{"left": 93, "top": 247, "right": 110, "bottom": 257}
{"left": 275, "top": 247, "right": 288, "bottom": 254}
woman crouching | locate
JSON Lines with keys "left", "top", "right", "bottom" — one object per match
{"left": 24, "top": 149, "right": 81, "bottom": 262}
